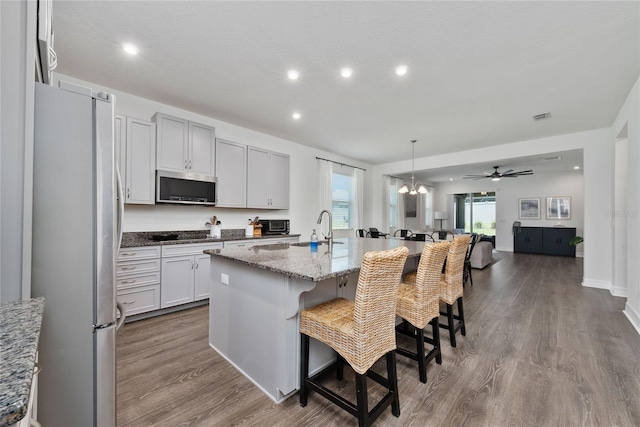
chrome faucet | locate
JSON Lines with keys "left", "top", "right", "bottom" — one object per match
{"left": 317, "top": 209, "right": 333, "bottom": 248}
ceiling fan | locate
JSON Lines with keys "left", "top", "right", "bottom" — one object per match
{"left": 463, "top": 166, "right": 533, "bottom": 181}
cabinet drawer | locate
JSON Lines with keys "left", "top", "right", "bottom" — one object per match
{"left": 118, "top": 246, "right": 161, "bottom": 261}
{"left": 223, "top": 240, "right": 257, "bottom": 248}
{"left": 162, "top": 242, "right": 223, "bottom": 257}
{"left": 117, "top": 284, "right": 161, "bottom": 316}
{"left": 116, "top": 259, "right": 161, "bottom": 276}
{"left": 117, "top": 272, "right": 161, "bottom": 289}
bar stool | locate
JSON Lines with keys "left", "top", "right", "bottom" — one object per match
{"left": 439, "top": 235, "right": 471, "bottom": 347}
{"left": 395, "top": 241, "right": 450, "bottom": 383}
{"left": 299, "top": 246, "right": 409, "bottom": 427}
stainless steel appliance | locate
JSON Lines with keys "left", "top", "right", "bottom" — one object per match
{"left": 258, "top": 219, "right": 290, "bottom": 235}
{"left": 31, "top": 81, "right": 124, "bottom": 427}
{"left": 156, "top": 170, "right": 217, "bottom": 206}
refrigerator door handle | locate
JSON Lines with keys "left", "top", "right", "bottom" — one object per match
{"left": 116, "top": 301, "right": 126, "bottom": 331}
{"left": 116, "top": 164, "right": 124, "bottom": 253}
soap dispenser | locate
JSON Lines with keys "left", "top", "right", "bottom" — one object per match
{"left": 310, "top": 229, "right": 319, "bottom": 251}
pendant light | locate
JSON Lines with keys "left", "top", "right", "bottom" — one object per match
{"left": 398, "top": 140, "right": 428, "bottom": 195}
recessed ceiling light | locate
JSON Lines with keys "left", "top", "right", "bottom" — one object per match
{"left": 449, "top": 178, "right": 453, "bottom": 181}
{"left": 395, "top": 65, "right": 409, "bottom": 76}
{"left": 287, "top": 69, "right": 300, "bottom": 80}
{"left": 292, "top": 112, "right": 301, "bottom": 120}
{"left": 122, "top": 43, "right": 139, "bottom": 55}
{"left": 574, "top": 166, "right": 580, "bottom": 170}
{"left": 340, "top": 67, "right": 353, "bottom": 78}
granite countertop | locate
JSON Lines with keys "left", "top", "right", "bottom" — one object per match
{"left": 204, "top": 237, "right": 426, "bottom": 282}
{"left": 0, "top": 298, "right": 45, "bottom": 427}
{"left": 121, "top": 229, "right": 300, "bottom": 248}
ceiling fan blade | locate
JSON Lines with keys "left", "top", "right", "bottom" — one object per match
{"left": 501, "top": 169, "right": 514, "bottom": 174}
{"left": 502, "top": 170, "right": 534, "bottom": 177}
{"left": 463, "top": 175, "right": 490, "bottom": 179}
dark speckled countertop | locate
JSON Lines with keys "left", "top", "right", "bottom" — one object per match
{"left": 121, "top": 229, "right": 300, "bottom": 248}
{"left": 204, "top": 237, "right": 426, "bottom": 282}
{"left": 0, "top": 298, "right": 44, "bottom": 427}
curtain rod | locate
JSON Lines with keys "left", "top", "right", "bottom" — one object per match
{"left": 387, "top": 174, "right": 434, "bottom": 188}
{"left": 316, "top": 157, "right": 366, "bottom": 172}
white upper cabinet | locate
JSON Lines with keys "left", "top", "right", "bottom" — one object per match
{"left": 215, "top": 138, "right": 247, "bottom": 208}
{"left": 189, "top": 122, "right": 216, "bottom": 175}
{"left": 121, "top": 117, "right": 156, "bottom": 205}
{"left": 153, "top": 113, "right": 215, "bottom": 175}
{"left": 247, "top": 147, "right": 289, "bottom": 209}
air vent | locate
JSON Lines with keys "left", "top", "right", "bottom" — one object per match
{"left": 533, "top": 112, "right": 551, "bottom": 121}
{"left": 543, "top": 156, "right": 562, "bottom": 161}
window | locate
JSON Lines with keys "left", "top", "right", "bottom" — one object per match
{"left": 332, "top": 172, "right": 353, "bottom": 229}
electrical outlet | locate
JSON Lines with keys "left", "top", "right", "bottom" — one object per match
{"left": 221, "top": 273, "right": 229, "bottom": 285}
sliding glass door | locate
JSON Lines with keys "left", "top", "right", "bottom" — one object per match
{"left": 453, "top": 192, "right": 496, "bottom": 236}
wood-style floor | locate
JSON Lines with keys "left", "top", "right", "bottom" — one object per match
{"left": 117, "top": 252, "right": 640, "bottom": 426}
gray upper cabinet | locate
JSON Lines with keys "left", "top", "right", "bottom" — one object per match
{"left": 247, "top": 147, "right": 289, "bottom": 209}
{"left": 117, "top": 116, "right": 156, "bottom": 205}
{"left": 215, "top": 138, "right": 247, "bottom": 208}
{"left": 153, "top": 113, "right": 215, "bottom": 175}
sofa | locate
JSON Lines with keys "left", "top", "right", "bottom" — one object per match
{"left": 470, "top": 240, "right": 493, "bottom": 269}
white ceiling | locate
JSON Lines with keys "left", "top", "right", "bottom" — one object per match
{"left": 53, "top": 1, "right": 638, "bottom": 170}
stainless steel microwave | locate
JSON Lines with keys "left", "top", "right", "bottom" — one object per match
{"left": 258, "top": 219, "right": 290, "bottom": 235}
{"left": 156, "top": 170, "right": 217, "bottom": 206}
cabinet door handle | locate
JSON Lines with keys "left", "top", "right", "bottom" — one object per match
{"left": 121, "top": 266, "right": 137, "bottom": 271}
{"left": 121, "top": 300, "right": 136, "bottom": 305}
{"left": 195, "top": 259, "right": 199, "bottom": 269}
{"left": 120, "top": 252, "right": 137, "bottom": 257}
{"left": 191, "top": 260, "right": 194, "bottom": 269}
{"left": 127, "top": 188, "right": 130, "bottom": 199}
{"left": 121, "top": 279, "right": 136, "bottom": 284}
{"left": 188, "top": 160, "right": 192, "bottom": 169}
{"left": 185, "top": 160, "right": 188, "bottom": 169}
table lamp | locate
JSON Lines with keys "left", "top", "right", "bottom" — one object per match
{"left": 434, "top": 211, "right": 448, "bottom": 230}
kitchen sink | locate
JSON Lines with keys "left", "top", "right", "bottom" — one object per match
{"left": 291, "top": 240, "right": 344, "bottom": 247}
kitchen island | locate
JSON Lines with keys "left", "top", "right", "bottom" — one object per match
{"left": 204, "top": 237, "right": 426, "bottom": 403}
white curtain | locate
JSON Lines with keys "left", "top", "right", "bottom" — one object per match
{"left": 316, "top": 159, "right": 333, "bottom": 237}
{"left": 383, "top": 175, "right": 391, "bottom": 232}
{"left": 396, "top": 180, "right": 405, "bottom": 230}
{"left": 352, "top": 168, "right": 364, "bottom": 231}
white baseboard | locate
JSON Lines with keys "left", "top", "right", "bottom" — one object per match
{"left": 576, "top": 251, "right": 584, "bottom": 258}
{"left": 623, "top": 303, "right": 640, "bottom": 336}
{"left": 496, "top": 246, "right": 511, "bottom": 252}
{"left": 582, "top": 278, "right": 613, "bottom": 292}
{"left": 611, "top": 286, "right": 628, "bottom": 298}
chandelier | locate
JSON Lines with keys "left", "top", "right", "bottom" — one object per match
{"left": 398, "top": 140, "right": 428, "bottom": 195}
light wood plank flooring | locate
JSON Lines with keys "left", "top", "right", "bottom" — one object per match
{"left": 117, "top": 252, "right": 640, "bottom": 426}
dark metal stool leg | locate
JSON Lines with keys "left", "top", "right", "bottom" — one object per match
{"left": 336, "top": 353, "right": 344, "bottom": 380}
{"left": 432, "top": 317, "right": 442, "bottom": 364}
{"left": 415, "top": 327, "right": 427, "bottom": 383}
{"left": 300, "top": 333, "right": 309, "bottom": 406}
{"left": 447, "top": 304, "right": 456, "bottom": 347}
{"left": 386, "top": 351, "right": 400, "bottom": 417}
{"left": 457, "top": 297, "right": 466, "bottom": 336}
{"left": 355, "top": 373, "right": 369, "bottom": 427}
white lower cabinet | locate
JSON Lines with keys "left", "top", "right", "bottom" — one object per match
{"left": 160, "top": 242, "right": 223, "bottom": 308}
{"left": 116, "top": 246, "right": 161, "bottom": 317}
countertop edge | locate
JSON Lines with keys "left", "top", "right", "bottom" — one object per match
{"left": 0, "top": 297, "right": 45, "bottom": 427}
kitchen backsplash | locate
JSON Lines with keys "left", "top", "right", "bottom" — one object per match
{"left": 123, "top": 204, "right": 289, "bottom": 232}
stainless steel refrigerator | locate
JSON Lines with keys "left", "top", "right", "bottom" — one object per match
{"left": 31, "top": 81, "right": 124, "bottom": 426}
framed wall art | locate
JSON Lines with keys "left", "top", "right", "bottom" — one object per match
{"left": 546, "top": 196, "right": 571, "bottom": 220}
{"left": 518, "top": 197, "right": 541, "bottom": 219}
